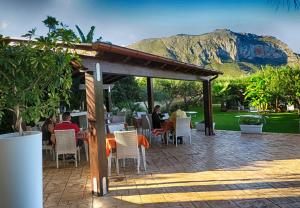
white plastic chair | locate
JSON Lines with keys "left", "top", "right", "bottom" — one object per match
{"left": 174, "top": 117, "right": 192, "bottom": 147}
{"left": 107, "top": 123, "right": 125, "bottom": 133}
{"left": 141, "top": 114, "right": 165, "bottom": 144}
{"left": 54, "top": 129, "right": 80, "bottom": 168}
{"left": 141, "top": 115, "right": 151, "bottom": 138}
{"left": 42, "top": 143, "right": 55, "bottom": 160}
{"left": 113, "top": 130, "right": 140, "bottom": 175}
{"left": 111, "top": 115, "right": 126, "bottom": 123}
{"left": 117, "top": 111, "right": 126, "bottom": 116}
{"left": 136, "top": 112, "right": 147, "bottom": 118}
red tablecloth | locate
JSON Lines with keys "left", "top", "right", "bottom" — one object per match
{"left": 105, "top": 134, "right": 149, "bottom": 157}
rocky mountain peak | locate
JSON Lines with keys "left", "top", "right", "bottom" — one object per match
{"left": 129, "top": 29, "right": 299, "bottom": 76}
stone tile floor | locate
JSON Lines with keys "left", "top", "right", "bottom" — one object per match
{"left": 43, "top": 130, "right": 300, "bottom": 208}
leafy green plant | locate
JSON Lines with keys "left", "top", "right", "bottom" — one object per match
{"left": 0, "top": 17, "right": 79, "bottom": 135}
{"left": 239, "top": 115, "right": 265, "bottom": 125}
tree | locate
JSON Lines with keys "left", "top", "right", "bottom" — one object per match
{"left": 271, "top": 0, "right": 299, "bottom": 9}
{"left": 280, "top": 66, "right": 300, "bottom": 114}
{"left": 111, "top": 77, "right": 144, "bottom": 110}
{"left": 0, "top": 17, "right": 79, "bottom": 135}
{"left": 213, "top": 78, "right": 247, "bottom": 111}
{"left": 154, "top": 79, "right": 179, "bottom": 112}
{"left": 175, "top": 81, "right": 203, "bottom": 110}
{"left": 75, "top": 25, "right": 102, "bottom": 43}
{"left": 42, "top": 16, "right": 59, "bottom": 33}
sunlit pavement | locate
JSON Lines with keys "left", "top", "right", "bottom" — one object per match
{"left": 43, "top": 130, "right": 300, "bottom": 208}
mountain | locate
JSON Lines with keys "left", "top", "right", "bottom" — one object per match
{"left": 128, "top": 29, "right": 300, "bottom": 76}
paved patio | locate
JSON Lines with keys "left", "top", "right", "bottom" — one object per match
{"left": 43, "top": 130, "right": 300, "bottom": 208}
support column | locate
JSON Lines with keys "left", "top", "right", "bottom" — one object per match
{"left": 147, "top": 77, "right": 154, "bottom": 113}
{"left": 107, "top": 86, "right": 112, "bottom": 112}
{"left": 85, "top": 62, "right": 108, "bottom": 196}
{"left": 203, "top": 80, "right": 214, "bottom": 136}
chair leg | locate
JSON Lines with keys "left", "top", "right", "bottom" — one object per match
{"left": 108, "top": 153, "right": 112, "bottom": 176}
{"left": 123, "top": 158, "right": 125, "bottom": 167}
{"left": 78, "top": 149, "right": 81, "bottom": 162}
{"left": 84, "top": 141, "right": 89, "bottom": 161}
{"left": 141, "top": 146, "right": 146, "bottom": 171}
{"left": 75, "top": 153, "right": 78, "bottom": 168}
{"left": 116, "top": 158, "right": 119, "bottom": 175}
{"left": 137, "top": 156, "right": 140, "bottom": 174}
{"left": 56, "top": 154, "right": 59, "bottom": 169}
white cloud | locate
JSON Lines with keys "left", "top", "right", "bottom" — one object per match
{"left": 0, "top": 21, "right": 8, "bottom": 30}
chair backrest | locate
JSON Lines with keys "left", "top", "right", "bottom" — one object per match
{"left": 136, "top": 111, "right": 147, "bottom": 118}
{"left": 176, "top": 117, "right": 191, "bottom": 137}
{"left": 107, "top": 123, "right": 125, "bottom": 133}
{"left": 141, "top": 114, "right": 151, "bottom": 130}
{"left": 54, "top": 129, "right": 77, "bottom": 154}
{"left": 111, "top": 115, "right": 125, "bottom": 123}
{"left": 114, "top": 130, "right": 139, "bottom": 159}
{"left": 117, "top": 111, "right": 126, "bottom": 116}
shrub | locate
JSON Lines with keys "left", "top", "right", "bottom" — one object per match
{"left": 239, "top": 115, "right": 265, "bottom": 125}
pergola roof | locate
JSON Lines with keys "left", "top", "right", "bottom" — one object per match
{"left": 73, "top": 42, "right": 222, "bottom": 83}
{"left": 7, "top": 38, "right": 222, "bottom": 83}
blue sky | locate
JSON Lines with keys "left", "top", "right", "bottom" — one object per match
{"left": 1, "top": 0, "right": 300, "bottom": 52}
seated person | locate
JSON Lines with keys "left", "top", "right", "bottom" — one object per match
{"left": 170, "top": 105, "right": 187, "bottom": 144}
{"left": 41, "top": 115, "right": 56, "bottom": 145}
{"left": 152, "top": 105, "right": 164, "bottom": 129}
{"left": 54, "top": 112, "right": 83, "bottom": 147}
{"left": 170, "top": 105, "right": 187, "bottom": 126}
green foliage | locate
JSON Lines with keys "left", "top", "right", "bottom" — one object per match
{"left": 0, "top": 17, "right": 79, "bottom": 134}
{"left": 75, "top": 25, "right": 102, "bottom": 43}
{"left": 239, "top": 115, "right": 264, "bottom": 125}
{"left": 213, "top": 77, "right": 248, "bottom": 110}
{"left": 244, "top": 65, "right": 300, "bottom": 112}
{"left": 111, "top": 77, "right": 144, "bottom": 110}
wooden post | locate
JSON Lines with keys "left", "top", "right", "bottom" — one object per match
{"left": 147, "top": 77, "right": 154, "bottom": 113}
{"left": 107, "top": 86, "right": 112, "bottom": 112}
{"left": 104, "top": 86, "right": 112, "bottom": 112}
{"left": 85, "top": 62, "right": 108, "bottom": 196}
{"left": 203, "top": 80, "right": 214, "bottom": 136}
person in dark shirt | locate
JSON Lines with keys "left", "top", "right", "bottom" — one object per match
{"left": 152, "top": 105, "right": 163, "bottom": 129}
{"left": 41, "top": 115, "right": 56, "bottom": 145}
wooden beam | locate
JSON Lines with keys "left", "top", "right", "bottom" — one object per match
{"left": 203, "top": 80, "right": 214, "bottom": 136}
{"left": 123, "top": 56, "right": 131, "bottom": 63}
{"left": 144, "top": 60, "right": 152, "bottom": 66}
{"left": 160, "top": 63, "right": 168, "bottom": 69}
{"left": 82, "top": 58, "right": 207, "bottom": 81}
{"left": 147, "top": 77, "right": 154, "bottom": 113}
{"left": 85, "top": 64, "right": 108, "bottom": 196}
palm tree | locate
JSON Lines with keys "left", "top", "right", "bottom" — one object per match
{"left": 43, "top": 16, "right": 59, "bottom": 33}
{"left": 75, "top": 25, "right": 102, "bottom": 43}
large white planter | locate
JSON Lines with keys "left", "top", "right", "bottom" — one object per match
{"left": 240, "top": 124, "right": 263, "bottom": 134}
{"left": 196, "top": 122, "right": 215, "bottom": 131}
{"left": 0, "top": 131, "right": 43, "bottom": 208}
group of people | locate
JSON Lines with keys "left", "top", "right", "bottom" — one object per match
{"left": 42, "top": 112, "right": 82, "bottom": 147}
{"left": 151, "top": 104, "right": 187, "bottom": 144}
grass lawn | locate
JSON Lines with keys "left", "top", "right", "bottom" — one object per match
{"left": 188, "top": 104, "right": 300, "bottom": 134}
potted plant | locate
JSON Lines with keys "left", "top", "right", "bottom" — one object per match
{"left": 196, "top": 120, "right": 216, "bottom": 131}
{"left": 239, "top": 115, "right": 265, "bottom": 134}
{"left": 0, "top": 16, "right": 78, "bottom": 208}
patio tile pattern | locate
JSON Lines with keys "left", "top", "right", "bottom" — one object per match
{"left": 43, "top": 130, "right": 300, "bottom": 208}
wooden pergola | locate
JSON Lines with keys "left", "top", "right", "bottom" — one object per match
{"left": 73, "top": 42, "right": 222, "bottom": 196}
